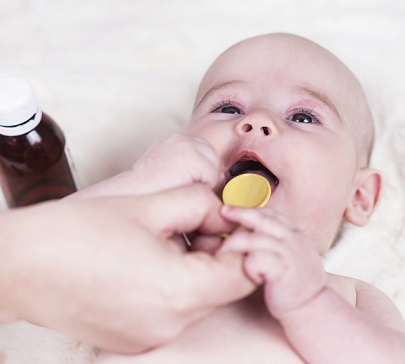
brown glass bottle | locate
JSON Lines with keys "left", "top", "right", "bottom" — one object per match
{"left": 0, "top": 76, "right": 77, "bottom": 208}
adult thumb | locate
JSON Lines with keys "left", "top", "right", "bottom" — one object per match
{"left": 181, "top": 250, "right": 256, "bottom": 309}
{"left": 136, "top": 184, "right": 234, "bottom": 237}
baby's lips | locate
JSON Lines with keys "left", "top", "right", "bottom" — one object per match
{"left": 226, "top": 157, "right": 279, "bottom": 192}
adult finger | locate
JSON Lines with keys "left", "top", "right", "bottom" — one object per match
{"left": 136, "top": 184, "right": 234, "bottom": 237}
{"left": 179, "top": 250, "right": 257, "bottom": 309}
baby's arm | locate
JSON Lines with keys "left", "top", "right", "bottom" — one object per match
{"left": 220, "top": 205, "right": 405, "bottom": 364}
{"left": 350, "top": 277, "right": 405, "bottom": 333}
{"left": 279, "top": 278, "right": 405, "bottom": 364}
{"left": 71, "top": 133, "right": 219, "bottom": 198}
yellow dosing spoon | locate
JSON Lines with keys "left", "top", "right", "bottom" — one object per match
{"left": 186, "top": 173, "right": 272, "bottom": 245}
{"left": 222, "top": 173, "right": 271, "bottom": 208}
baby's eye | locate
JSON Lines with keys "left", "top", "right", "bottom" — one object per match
{"left": 211, "top": 100, "right": 243, "bottom": 114}
{"left": 289, "top": 109, "right": 320, "bottom": 124}
{"left": 218, "top": 105, "right": 241, "bottom": 114}
{"left": 291, "top": 113, "right": 314, "bottom": 123}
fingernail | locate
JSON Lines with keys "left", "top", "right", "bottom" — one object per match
{"left": 221, "top": 204, "right": 234, "bottom": 215}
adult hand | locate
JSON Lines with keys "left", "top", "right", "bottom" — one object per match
{"left": 0, "top": 184, "right": 255, "bottom": 353}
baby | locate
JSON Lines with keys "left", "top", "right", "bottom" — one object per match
{"left": 77, "top": 33, "right": 405, "bottom": 363}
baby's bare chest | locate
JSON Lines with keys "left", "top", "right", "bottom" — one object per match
{"left": 97, "top": 301, "right": 305, "bottom": 364}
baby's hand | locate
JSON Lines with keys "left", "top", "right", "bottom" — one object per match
{"left": 219, "top": 205, "right": 327, "bottom": 319}
{"left": 130, "top": 133, "right": 220, "bottom": 194}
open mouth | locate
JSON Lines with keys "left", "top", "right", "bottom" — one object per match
{"left": 225, "top": 158, "right": 279, "bottom": 192}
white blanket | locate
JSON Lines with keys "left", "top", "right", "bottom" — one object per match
{"left": 1, "top": 0, "right": 405, "bottom": 362}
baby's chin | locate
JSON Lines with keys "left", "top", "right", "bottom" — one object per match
{"left": 189, "top": 234, "right": 224, "bottom": 254}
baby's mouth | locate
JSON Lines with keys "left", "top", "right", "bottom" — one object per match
{"left": 225, "top": 158, "right": 279, "bottom": 192}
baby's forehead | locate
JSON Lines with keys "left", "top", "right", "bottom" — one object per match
{"left": 216, "top": 33, "right": 341, "bottom": 66}
{"left": 201, "top": 34, "right": 355, "bottom": 95}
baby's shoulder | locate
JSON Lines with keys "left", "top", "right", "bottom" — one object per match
{"left": 327, "top": 273, "right": 405, "bottom": 333}
{"left": 326, "top": 272, "right": 357, "bottom": 306}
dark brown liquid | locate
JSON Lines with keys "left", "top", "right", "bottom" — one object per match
{"left": 0, "top": 112, "right": 77, "bottom": 208}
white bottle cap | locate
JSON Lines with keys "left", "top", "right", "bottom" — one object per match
{"left": 0, "top": 75, "right": 42, "bottom": 136}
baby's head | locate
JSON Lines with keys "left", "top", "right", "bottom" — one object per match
{"left": 185, "top": 33, "right": 381, "bottom": 254}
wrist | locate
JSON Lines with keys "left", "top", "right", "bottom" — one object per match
{"left": 276, "top": 287, "right": 341, "bottom": 327}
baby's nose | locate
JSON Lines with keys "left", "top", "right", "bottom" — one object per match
{"left": 241, "top": 124, "right": 270, "bottom": 136}
{"left": 236, "top": 111, "right": 278, "bottom": 137}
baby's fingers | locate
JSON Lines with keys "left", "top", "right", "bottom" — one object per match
{"left": 218, "top": 231, "right": 286, "bottom": 284}
{"left": 244, "top": 250, "right": 286, "bottom": 284}
{"left": 221, "top": 205, "right": 295, "bottom": 239}
{"left": 219, "top": 230, "right": 279, "bottom": 253}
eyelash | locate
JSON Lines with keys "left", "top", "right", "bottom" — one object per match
{"left": 210, "top": 99, "right": 245, "bottom": 114}
{"left": 287, "top": 107, "right": 321, "bottom": 124}
{"left": 210, "top": 99, "right": 321, "bottom": 124}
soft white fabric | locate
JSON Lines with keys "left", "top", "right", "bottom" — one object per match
{"left": 1, "top": 0, "right": 405, "bottom": 362}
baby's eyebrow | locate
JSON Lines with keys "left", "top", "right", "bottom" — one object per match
{"left": 195, "top": 80, "right": 244, "bottom": 109}
{"left": 296, "top": 86, "right": 341, "bottom": 120}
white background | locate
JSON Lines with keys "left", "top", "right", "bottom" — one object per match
{"left": 1, "top": 1, "right": 405, "bottom": 362}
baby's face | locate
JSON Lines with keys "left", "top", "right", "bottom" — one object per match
{"left": 185, "top": 34, "right": 370, "bottom": 254}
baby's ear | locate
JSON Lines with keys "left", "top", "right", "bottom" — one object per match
{"left": 344, "top": 168, "right": 382, "bottom": 226}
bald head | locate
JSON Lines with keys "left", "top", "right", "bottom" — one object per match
{"left": 195, "top": 33, "right": 374, "bottom": 166}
